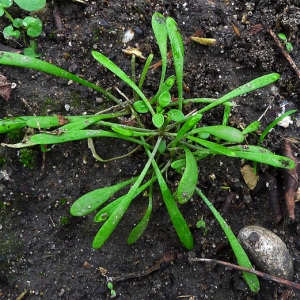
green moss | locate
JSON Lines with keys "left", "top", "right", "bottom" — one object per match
{"left": 60, "top": 216, "right": 69, "bottom": 225}
{"left": 19, "top": 148, "right": 37, "bottom": 170}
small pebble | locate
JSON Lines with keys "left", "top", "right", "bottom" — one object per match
{"left": 238, "top": 225, "right": 294, "bottom": 280}
{"left": 122, "top": 29, "right": 135, "bottom": 44}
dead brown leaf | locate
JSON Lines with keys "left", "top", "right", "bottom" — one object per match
{"left": 0, "top": 73, "right": 14, "bottom": 101}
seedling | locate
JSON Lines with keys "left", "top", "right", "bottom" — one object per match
{"left": 196, "top": 215, "right": 209, "bottom": 236}
{"left": 107, "top": 282, "right": 116, "bottom": 298}
{"left": 23, "top": 40, "right": 40, "bottom": 58}
{"left": 0, "top": 12, "right": 297, "bottom": 293}
{"left": 0, "top": 0, "right": 45, "bottom": 55}
{"left": 278, "top": 33, "right": 293, "bottom": 52}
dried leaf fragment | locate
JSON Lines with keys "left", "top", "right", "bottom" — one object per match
{"left": 0, "top": 73, "right": 15, "bottom": 102}
{"left": 240, "top": 165, "right": 259, "bottom": 190}
{"left": 191, "top": 37, "right": 217, "bottom": 46}
{"left": 122, "top": 47, "right": 146, "bottom": 59}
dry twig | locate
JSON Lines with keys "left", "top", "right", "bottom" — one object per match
{"left": 190, "top": 258, "right": 300, "bottom": 290}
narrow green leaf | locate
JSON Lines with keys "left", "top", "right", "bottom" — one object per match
{"left": 0, "top": 116, "right": 31, "bottom": 133}
{"left": 144, "top": 146, "right": 193, "bottom": 249}
{"left": 138, "top": 53, "right": 154, "bottom": 92}
{"left": 59, "top": 116, "right": 104, "bottom": 131}
{"left": 171, "top": 113, "right": 202, "bottom": 147}
{"left": 70, "top": 177, "right": 137, "bottom": 216}
{"left": 30, "top": 130, "right": 148, "bottom": 146}
{"left": 111, "top": 125, "right": 134, "bottom": 136}
{"left": 222, "top": 105, "right": 231, "bottom": 126}
{"left": 92, "top": 51, "right": 155, "bottom": 115}
{"left": 171, "top": 159, "right": 186, "bottom": 170}
{"left": 94, "top": 197, "right": 123, "bottom": 222}
{"left": 158, "top": 139, "right": 166, "bottom": 153}
{"left": 26, "top": 116, "right": 61, "bottom": 128}
{"left": 155, "top": 163, "right": 193, "bottom": 249}
{"left": 196, "top": 188, "right": 260, "bottom": 293}
{"left": 127, "top": 186, "right": 153, "bottom": 244}
{"left": 190, "top": 125, "right": 244, "bottom": 143}
{"left": 152, "top": 12, "right": 168, "bottom": 89}
{"left": 0, "top": 51, "right": 118, "bottom": 103}
{"left": 242, "top": 121, "right": 261, "bottom": 135}
{"left": 92, "top": 137, "right": 162, "bottom": 249}
{"left": 189, "top": 136, "right": 237, "bottom": 157}
{"left": 259, "top": 110, "right": 297, "bottom": 144}
{"left": 199, "top": 73, "right": 280, "bottom": 114}
{"left": 229, "top": 145, "right": 295, "bottom": 169}
{"left": 177, "top": 147, "right": 198, "bottom": 204}
{"left": 167, "top": 17, "right": 184, "bottom": 110}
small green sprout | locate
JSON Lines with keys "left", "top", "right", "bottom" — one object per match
{"left": 107, "top": 282, "right": 116, "bottom": 298}
{"left": 278, "top": 33, "right": 293, "bottom": 52}
{"left": 60, "top": 198, "right": 68, "bottom": 205}
{"left": 196, "top": 215, "right": 209, "bottom": 236}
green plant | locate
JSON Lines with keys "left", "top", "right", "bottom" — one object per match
{"left": 18, "top": 148, "right": 37, "bottom": 169}
{"left": 196, "top": 215, "right": 209, "bottom": 236}
{"left": 278, "top": 33, "right": 293, "bottom": 52}
{"left": 107, "top": 282, "right": 116, "bottom": 298}
{"left": 23, "top": 40, "right": 40, "bottom": 58}
{"left": 60, "top": 216, "right": 69, "bottom": 226}
{"left": 0, "top": 12, "right": 297, "bottom": 292}
{"left": 0, "top": 0, "right": 45, "bottom": 55}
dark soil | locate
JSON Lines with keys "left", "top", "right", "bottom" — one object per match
{"left": 1, "top": 0, "right": 300, "bottom": 299}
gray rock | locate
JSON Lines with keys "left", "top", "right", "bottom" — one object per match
{"left": 238, "top": 225, "right": 294, "bottom": 280}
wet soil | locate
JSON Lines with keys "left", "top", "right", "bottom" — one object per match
{"left": 0, "top": 0, "right": 300, "bottom": 299}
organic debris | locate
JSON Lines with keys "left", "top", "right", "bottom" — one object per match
{"left": 281, "top": 139, "right": 299, "bottom": 219}
{"left": 191, "top": 36, "right": 217, "bottom": 46}
{"left": 122, "top": 47, "right": 146, "bottom": 59}
{"left": 240, "top": 165, "right": 259, "bottom": 190}
{"left": 0, "top": 73, "right": 15, "bottom": 101}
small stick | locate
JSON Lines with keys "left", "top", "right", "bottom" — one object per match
{"left": 53, "top": 2, "right": 63, "bottom": 32}
{"left": 267, "top": 27, "right": 300, "bottom": 79}
{"left": 190, "top": 258, "right": 300, "bottom": 290}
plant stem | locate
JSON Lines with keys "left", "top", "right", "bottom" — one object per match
{"left": 4, "top": 9, "right": 14, "bottom": 23}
